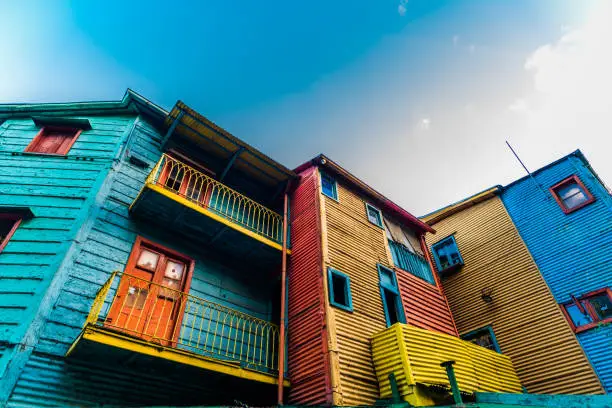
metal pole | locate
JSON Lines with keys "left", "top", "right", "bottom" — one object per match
{"left": 277, "top": 192, "right": 289, "bottom": 405}
{"left": 505, "top": 141, "right": 547, "bottom": 196}
{"left": 441, "top": 360, "right": 463, "bottom": 405}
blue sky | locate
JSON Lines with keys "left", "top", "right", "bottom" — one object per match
{"left": 2, "top": 1, "right": 610, "bottom": 214}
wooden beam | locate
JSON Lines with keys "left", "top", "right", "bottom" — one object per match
{"left": 219, "top": 147, "right": 245, "bottom": 181}
{"left": 161, "top": 110, "right": 184, "bottom": 149}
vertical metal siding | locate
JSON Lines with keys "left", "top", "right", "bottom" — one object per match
{"left": 287, "top": 167, "right": 330, "bottom": 405}
{"left": 502, "top": 155, "right": 612, "bottom": 392}
{"left": 426, "top": 196, "right": 604, "bottom": 395}
{"left": 396, "top": 270, "right": 457, "bottom": 336}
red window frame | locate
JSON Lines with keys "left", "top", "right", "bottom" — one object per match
{"left": 0, "top": 214, "right": 23, "bottom": 253}
{"left": 24, "top": 126, "right": 82, "bottom": 155}
{"left": 549, "top": 175, "right": 595, "bottom": 214}
{"left": 561, "top": 288, "right": 612, "bottom": 333}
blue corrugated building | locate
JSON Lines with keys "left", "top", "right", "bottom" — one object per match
{"left": 502, "top": 150, "right": 612, "bottom": 393}
{"left": 0, "top": 91, "right": 294, "bottom": 406}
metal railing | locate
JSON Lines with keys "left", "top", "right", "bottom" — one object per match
{"left": 145, "top": 154, "right": 284, "bottom": 244}
{"left": 388, "top": 240, "right": 435, "bottom": 284}
{"left": 87, "top": 271, "right": 280, "bottom": 373}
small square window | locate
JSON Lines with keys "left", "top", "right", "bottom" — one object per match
{"left": 328, "top": 267, "right": 353, "bottom": 312}
{"left": 377, "top": 265, "right": 405, "bottom": 327}
{"left": 550, "top": 175, "right": 595, "bottom": 214}
{"left": 432, "top": 235, "right": 464, "bottom": 274}
{"left": 562, "top": 289, "right": 612, "bottom": 333}
{"left": 462, "top": 326, "right": 501, "bottom": 353}
{"left": 366, "top": 203, "right": 383, "bottom": 228}
{"left": 321, "top": 171, "right": 338, "bottom": 200}
{"left": 25, "top": 126, "right": 81, "bottom": 155}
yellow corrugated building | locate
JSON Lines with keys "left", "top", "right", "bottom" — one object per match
{"left": 422, "top": 187, "right": 604, "bottom": 395}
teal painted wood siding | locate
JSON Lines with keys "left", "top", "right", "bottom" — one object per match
{"left": 2, "top": 112, "right": 277, "bottom": 406}
{"left": 0, "top": 116, "right": 134, "bottom": 346}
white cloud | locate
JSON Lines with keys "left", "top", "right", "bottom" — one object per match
{"left": 469, "top": 44, "right": 476, "bottom": 54}
{"left": 453, "top": 35, "right": 460, "bottom": 46}
{"left": 398, "top": 0, "right": 408, "bottom": 16}
{"left": 419, "top": 117, "right": 431, "bottom": 130}
{"left": 508, "top": 98, "right": 528, "bottom": 112}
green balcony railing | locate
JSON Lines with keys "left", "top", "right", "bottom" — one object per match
{"left": 388, "top": 240, "right": 435, "bottom": 284}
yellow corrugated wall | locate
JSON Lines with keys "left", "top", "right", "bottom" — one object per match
{"left": 425, "top": 196, "right": 604, "bottom": 394}
{"left": 322, "top": 180, "right": 393, "bottom": 406}
{"left": 371, "top": 324, "right": 522, "bottom": 405}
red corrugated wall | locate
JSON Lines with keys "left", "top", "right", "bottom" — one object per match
{"left": 287, "top": 166, "right": 330, "bottom": 405}
{"left": 396, "top": 268, "right": 458, "bottom": 336}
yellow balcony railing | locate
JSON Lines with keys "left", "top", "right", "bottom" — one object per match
{"left": 144, "top": 154, "right": 284, "bottom": 244}
{"left": 87, "top": 271, "right": 280, "bottom": 374}
{"left": 371, "top": 324, "right": 522, "bottom": 406}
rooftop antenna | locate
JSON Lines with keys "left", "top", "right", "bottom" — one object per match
{"left": 505, "top": 141, "right": 547, "bottom": 196}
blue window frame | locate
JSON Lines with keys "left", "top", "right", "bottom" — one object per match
{"left": 327, "top": 267, "right": 353, "bottom": 312}
{"left": 320, "top": 171, "right": 338, "bottom": 200}
{"left": 431, "top": 235, "right": 464, "bottom": 274}
{"left": 378, "top": 265, "right": 406, "bottom": 326}
{"left": 461, "top": 326, "right": 501, "bottom": 353}
{"left": 366, "top": 203, "right": 383, "bottom": 228}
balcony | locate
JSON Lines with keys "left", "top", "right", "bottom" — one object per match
{"left": 67, "top": 271, "right": 287, "bottom": 387}
{"left": 371, "top": 323, "right": 522, "bottom": 407}
{"left": 130, "top": 154, "right": 289, "bottom": 267}
{"left": 388, "top": 240, "right": 435, "bottom": 284}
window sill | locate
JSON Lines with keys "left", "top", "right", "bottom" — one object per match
{"left": 560, "top": 197, "right": 595, "bottom": 214}
{"left": 330, "top": 302, "right": 353, "bottom": 313}
{"left": 574, "top": 317, "right": 612, "bottom": 334}
{"left": 322, "top": 191, "right": 339, "bottom": 203}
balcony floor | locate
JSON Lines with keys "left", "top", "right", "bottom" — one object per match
{"left": 67, "top": 324, "right": 290, "bottom": 388}
{"left": 130, "top": 183, "right": 288, "bottom": 269}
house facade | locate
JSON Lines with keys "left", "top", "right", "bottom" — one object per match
{"left": 287, "top": 155, "right": 521, "bottom": 407}
{"left": 0, "top": 92, "right": 294, "bottom": 406}
{"left": 502, "top": 151, "right": 612, "bottom": 393}
{"left": 422, "top": 150, "right": 612, "bottom": 396}
{"left": 422, "top": 188, "right": 604, "bottom": 395}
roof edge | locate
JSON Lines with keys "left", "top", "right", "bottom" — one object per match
{"left": 420, "top": 186, "right": 502, "bottom": 225}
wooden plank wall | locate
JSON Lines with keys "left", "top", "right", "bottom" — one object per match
{"left": 425, "top": 196, "right": 604, "bottom": 395}
{"left": 3, "top": 116, "right": 276, "bottom": 406}
{"left": 287, "top": 167, "right": 330, "bottom": 405}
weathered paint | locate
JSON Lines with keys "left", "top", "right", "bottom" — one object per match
{"left": 476, "top": 391, "right": 612, "bottom": 407}
{"left": 286, "top": 166, "right": 330, "bottom": 405}
{"left": 371, "top": 323, "right": 522, "bottom": 407}
{"left": 425, "top": 195, "right": 604, "bottom": 394}
{"left": 0, "top": 96, "right": 286, "bottom": 406}
{"left": 502, "top": 151, "right": 612, "bottom": 392}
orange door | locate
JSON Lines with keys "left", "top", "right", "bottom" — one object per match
{"left": 106, "top": 237, "right": 193, "bottom": 346}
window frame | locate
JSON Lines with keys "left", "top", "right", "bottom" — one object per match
{"left": 550, "top": 175, "right": 595, "bottom": 214}
{"left": 0, "top": 213, "right": 23, "bottom": 254}
{"left": 327, "top": 267, "right": 353, "bottom": 312}
{"left": 431, "top": 235, "right": 464, "bottom": 274}
{"left": 24, "top": 125, "right": 82, "bottom": 156}
{"left": 365, "top": 203, "right": 383, "bottom": 228}
{"left": 377, "top": 264, "right": 406, "bottom": 327}
{"left": 461, "top": 325, "right": 502, "bottom": 353}
{"left": 320, "top": 170, "right": 338, "bottom": 201}
{"left": 561, "top": 288, "right": 612, "bottom": 333}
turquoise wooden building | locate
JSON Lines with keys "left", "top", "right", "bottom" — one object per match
{"left": 502, "top": 150, "right": 612, "bottom": 393}
{"left": 0, "top": 91, "right": 294, "bottom": 406}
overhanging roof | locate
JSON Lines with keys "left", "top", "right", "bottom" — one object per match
{"left": 165, "top": 101, "right": 297, "bottom": 188}
{"left": 420, "top": 186, "right": 501, "bottom": 225}
{"left": 295, "top": 154, "right": 434, "bottom": 234}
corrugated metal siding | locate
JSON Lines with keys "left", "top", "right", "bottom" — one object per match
{"left": 396, "top": 270, "right": 456, "bottom": 336}
{"left": 502, "top": 155, "right": 612, "bottom": 392}
{"left": 426, "top": 196, "right": 604, "bottom": 394}
{"left": 371, "top": 324, "right": 522, "bottom": 402}
{"left": 577, "top": 325, "right": 612, "bottom": 394}
{"left": 324, "top": 182, "right": 390, "bottom": 406}
{"left": 287, "top": 167, "right": 329, "bottom": 406}
{"left": 0, "top": 117, "right": 131, "bottom": 344}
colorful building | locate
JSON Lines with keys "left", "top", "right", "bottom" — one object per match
{"left": 502, "top": 151, "right": 612, "bottom": 393}
{"left": 0, "top": 91, "right": 294, "bottom": 406}
{"left": 287, "top": 155, "right": 521, "bottom": 407}
{"left": 422, "top": 150, "right": 611, "bottom": 396}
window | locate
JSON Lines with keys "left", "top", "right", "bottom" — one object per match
{"left": 378, "top": 265, "right": 405, "bottom": 326}
{"left": 462, "top": 326, "right": 501, "bottom": 353}
{"left": 328, "top": 267, "right": 353, "bottom": 311}
{"left": 550, "top": 175, "right": 595, "bottom": 214}
{"left": 0, "top": 210, "right": 32, "bottom": 253}
{"left": 431, "top": 235, "right": 464, "bottom": 274}
{"left": 562, "top": 288, "right": 612, "bottom": 333}
{"left": 25, "top": 126, "right": 82, "bottom": 155}
{"left": 320, "top": 171, "right": 338, "bottom": 200}
{"left": 366, "top": 203, "right": 383, "bottom": 228}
